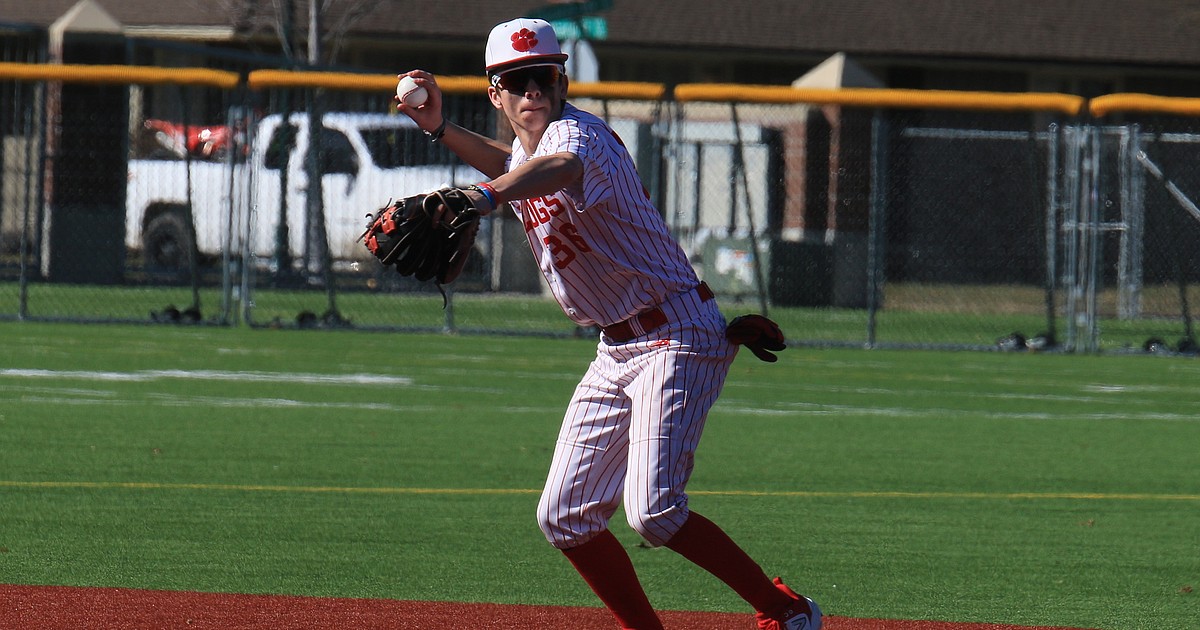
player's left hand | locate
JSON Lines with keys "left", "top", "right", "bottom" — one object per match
{"left": 726, "top": 314, "right": 786, "bottom": 362}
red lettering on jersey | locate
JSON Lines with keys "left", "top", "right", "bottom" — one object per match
{"left": 521, "top": 200, "right": 538, "bottom": 231}
{"left": 523, "top": 195, "right": 570, "bottom": 232}
{"left": 560, "top": 222, "right": 592, "bottom": 253}
{"left": 543, "top": 233, "right": 576, "bottom": 269}
{"left": 541, "top": 195, "right": 566, "bottom": 217}
{"left": 534, "top": 201, "right": 551, "bottom": 225}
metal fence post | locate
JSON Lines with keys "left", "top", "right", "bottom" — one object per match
{"left": 1066, "top": 125, "right": 1096, "bottom": 353}
{"left": 1083, "top": 126, "right": 1103, "bottom": 352}
{"left": 1042, "top": 123, "right": 1060, "bottom": 345}
{"left": 1117, "top": 124, "right": 1145, "bottom": 320}
{"left": 866, "top": 109, "right": 889, "bottom": 349}
{"left": 730, "top": 102, "right": 770, "bottom": 315}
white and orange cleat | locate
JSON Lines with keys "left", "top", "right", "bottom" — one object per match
{"left": 755, "top": 577, "right": 823, "bottom": 630}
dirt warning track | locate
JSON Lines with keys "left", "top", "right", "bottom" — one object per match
{"left": 0, "top": 584, "right": 1097, "bottom": 629}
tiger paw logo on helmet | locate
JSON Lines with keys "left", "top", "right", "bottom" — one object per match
{"left": 485, "top": 18, "right": 568, "bottom": 71}
{"left": 511, "top": 28, "right": 538, "bottom": 52}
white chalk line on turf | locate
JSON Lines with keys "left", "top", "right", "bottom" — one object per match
{"left": 4, "top": 390, "right": 555, "bottom": 413}
{"left": 11, "top": 394, "right": 410, "bottom": 411}
{"left": 0, "top": 368, "right": 412, "bottom": 386}
{"left": 718, "top": 403, "right": 1200, "bottom": 422}
{"left": 1, "top": 480, "right": 1197, "bottom": 502}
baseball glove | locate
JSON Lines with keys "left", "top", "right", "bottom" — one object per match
{"left": 726, "top": 314, "right": 787, "bottom": 362}
{"left": 359, "top": 187, "right": 481, "bottom": 287}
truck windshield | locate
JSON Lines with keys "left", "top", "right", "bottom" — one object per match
{"left": 360, "top": 127, "right": 459, "bottom": 169}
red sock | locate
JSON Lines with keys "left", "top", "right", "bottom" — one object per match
{"left": 665, "top": 512, "right": 793, "bottom": 614}
{"left": 562, "top": 530, "right": 664, "bottom": 630}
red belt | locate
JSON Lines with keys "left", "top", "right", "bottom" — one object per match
{"left": 602, "top": 283, "right": 715, "bottom": 342}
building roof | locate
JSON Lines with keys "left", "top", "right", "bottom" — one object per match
{"left": 6, "top": 0, "right": 1200, "bottom": 69}
{"left": 603, "top": 0, "right": 1200, "bottom": 67}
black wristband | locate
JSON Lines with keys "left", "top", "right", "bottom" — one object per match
{"left": 425, "top": 119, "right": 447, "bottom": 143}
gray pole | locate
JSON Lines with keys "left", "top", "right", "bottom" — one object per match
{"left": 866, "top": 110, "right": 889, "bottom": 349}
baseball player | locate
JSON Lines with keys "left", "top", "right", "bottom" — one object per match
{"left": 394, "top": 18, "right": 822, "bottom": 630}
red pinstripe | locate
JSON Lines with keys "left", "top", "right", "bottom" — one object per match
{"left": 510, "top": 103, "right": 697, "bottom": 328}
{"left": 512, "top": 103, "right": 739, "bottom": 551}
{"left": 536, "top": 293, "right": 735, "bottom": 549}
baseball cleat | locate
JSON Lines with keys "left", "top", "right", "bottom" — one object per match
{"left": 755, "top": 577, "right": 822, "bottom": 630}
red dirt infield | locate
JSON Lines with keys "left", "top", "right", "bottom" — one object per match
{"left": 0, "top": 584, "right": 1095, "bottom": 629}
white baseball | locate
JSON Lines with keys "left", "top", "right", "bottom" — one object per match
{"left": 396, "top": 76, "right": 428, "bottom": 108}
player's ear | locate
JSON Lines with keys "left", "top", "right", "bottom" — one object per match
{"left": 486, "top": 85, "right": 504, "bottom": 110}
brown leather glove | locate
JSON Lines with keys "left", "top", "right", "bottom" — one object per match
{"left": 725, "top": 314, "right": 787, "bottom": 362}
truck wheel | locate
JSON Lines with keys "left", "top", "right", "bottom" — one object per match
{"left": 142, "top": 211, "right": 194, "bottom": 275}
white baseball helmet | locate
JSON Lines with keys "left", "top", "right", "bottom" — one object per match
{"left": 485, "top": 18, "right": 569, "bottom": 73}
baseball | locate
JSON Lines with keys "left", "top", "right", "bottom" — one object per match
{"left": 396, "top": 76, "right": 428, "bottom": 108}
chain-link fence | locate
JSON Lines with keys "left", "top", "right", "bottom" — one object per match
{"left": 1062, "top": 94, "right": 1200, "bottom": 353}
{"left": 2, "top": 63, "right": 1198, "bottom": 354}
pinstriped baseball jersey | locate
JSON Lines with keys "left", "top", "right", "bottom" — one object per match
{"left": 507, "top": 103, "right": 698, "bottom": 328}
{"left": 509, "top": 102, "right": 739, "bottom": 551}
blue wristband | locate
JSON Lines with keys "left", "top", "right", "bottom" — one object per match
{"left": 469, "top": 183, "right": 497, "bottom": 208}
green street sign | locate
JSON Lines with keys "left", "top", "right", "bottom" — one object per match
{"left": 529, "top": 0, "right": 613, "bottom": 22}
{"left": 549, "top": 16, "right": 608, "bottom": 40}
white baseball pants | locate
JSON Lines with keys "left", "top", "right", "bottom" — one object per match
{"left": 537, "top": 288, "right": 737, "bottom": 549}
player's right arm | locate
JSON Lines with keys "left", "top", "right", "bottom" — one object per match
{"left": 485, "top": 153, "right": 583, "bottom": 208}
{"left": 437, "top": 123, "right": 512, "bottom": 180}
{"left": 395, "top": 70, "right": 511, "bottom": 179}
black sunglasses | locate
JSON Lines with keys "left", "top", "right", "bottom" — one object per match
{"left": 491, "top": 65, "right": 563, "bottom": 93}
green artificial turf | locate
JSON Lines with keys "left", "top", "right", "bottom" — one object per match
{"left": 0, "top": 321, "right": 1197, "bottom": 629}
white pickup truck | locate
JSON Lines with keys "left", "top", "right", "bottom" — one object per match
{"left": 126, "top": 112, "right": 483, "bottom": 273}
